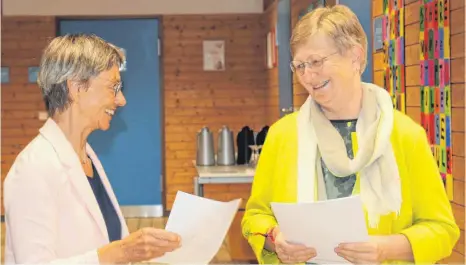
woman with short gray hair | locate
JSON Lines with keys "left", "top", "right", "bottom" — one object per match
{"left": 3, "top": 34, "right": 181, "bottom": 264}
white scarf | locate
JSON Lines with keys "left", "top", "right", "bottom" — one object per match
{"left": 296, "top": 82, "right": 402, "bottom": 228}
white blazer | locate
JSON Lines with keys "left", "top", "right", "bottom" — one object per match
{"left": 3, "top": 118, "right": 130, "bottom": 264}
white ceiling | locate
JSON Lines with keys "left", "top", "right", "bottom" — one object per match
{"left": 2, "top": 0, "right": 264, "bottom": 16}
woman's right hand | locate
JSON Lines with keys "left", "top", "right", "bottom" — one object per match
{"left": 272, "top": 226, "right": 317, "bottom": 264}
{"left": 98, "top": 227, "right": 182, "bottom": 264}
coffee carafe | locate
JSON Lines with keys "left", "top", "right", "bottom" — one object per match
{"left": 196, "top": 127, "right": 215, "bottom": 166}
{"left": 217, "top": 126, "right": 235, "bottom": 166}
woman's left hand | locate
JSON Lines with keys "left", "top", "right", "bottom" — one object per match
{"left": 334, "top": 239, "right": 386, "bottom": 264}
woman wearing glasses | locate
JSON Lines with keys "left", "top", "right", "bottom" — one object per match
{"left": 3, "top": 34, "right": 181, "bottom": 264}
{"left": 242, "top": 5, "right": 459, "bottom": 265}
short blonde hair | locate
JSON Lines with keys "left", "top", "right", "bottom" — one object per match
{"left": 290, "top": 5, "right": 368, "bottom": 74}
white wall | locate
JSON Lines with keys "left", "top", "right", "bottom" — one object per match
{"left": 3, "top": 0, "right": 264, "bottom": 16}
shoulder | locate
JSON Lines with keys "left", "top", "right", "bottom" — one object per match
{"left": 362, "top": 81, "right": 428, "bottom": 145}
{"left": 4, "top": 135, "right": 64, "bottom": 196}
{"left": 265, "top": 112, "right": 298, "bottom": 142}
{"left": 392, "top": 110, "right": 427, "bottom": 143}
{"left": 391, "top": 110, "right": 430, "bottom": 157}
{"left": 269, "top": 112, "right": 298, "bottom": 135}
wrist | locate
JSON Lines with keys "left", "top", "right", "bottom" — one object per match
{"left": 264, "top": 226, "right": 277, "bottom": 252}
{"left": 268, "top": 226, "right": 277, "bottom": 242}
{"left": 98, "top": 241, "right": 126, "bottom": 264}
{"left": 377, "top": 234, "right": 414, "bottom": 262}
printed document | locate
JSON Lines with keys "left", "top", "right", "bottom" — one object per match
{"left": 152, "top": 191, "right": 241, "bottom": 264}
{"left": 271, "top": 195, "right": 369, "bottom": 264}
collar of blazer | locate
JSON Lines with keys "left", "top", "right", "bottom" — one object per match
{"left": 39, "top": 118, "right": 110, "bottom": 242}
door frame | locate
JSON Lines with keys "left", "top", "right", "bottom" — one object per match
{"left": 56, "top": 16, "right": 169, "bottom": 217}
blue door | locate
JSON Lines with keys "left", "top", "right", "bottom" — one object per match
{"left": 59, "top": 19, "right": 163, "bottom": 216}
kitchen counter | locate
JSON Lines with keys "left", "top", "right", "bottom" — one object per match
{"left": 192, "top": 161, "right": 255, "bottom": 197}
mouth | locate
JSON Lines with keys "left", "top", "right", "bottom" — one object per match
{"left": 105, "top": 109, "right": 115, "bottom": 116}
{"left": 312, "top": 80, "right": 330, "bottom": 90}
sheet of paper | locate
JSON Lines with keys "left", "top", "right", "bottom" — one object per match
{"left": 271, "top": 195, "right": 369, "bottom": 264}
{"left": 152, "top": 191, "right": 241, "bottom": 264}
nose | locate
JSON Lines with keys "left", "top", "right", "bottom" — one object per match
{"left": 115, "top": 91, "right": 127, "bottom": 107}
{"left": 301, "top": 68, "right": 318, "bottom": 83}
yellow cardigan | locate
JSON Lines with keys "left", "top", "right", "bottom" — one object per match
{"left": 241, "top": 110, "right": 459, "bottom": 264}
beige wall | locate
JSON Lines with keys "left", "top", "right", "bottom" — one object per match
{"left": 3, "top": 0, "right": 263, "bottom": 16}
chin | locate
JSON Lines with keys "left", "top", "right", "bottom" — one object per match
{"left": 98, "top": 121, "right": 111, "bottom": 131}
{"left": 311, "top": 91, "right": 334, "bottom": 108}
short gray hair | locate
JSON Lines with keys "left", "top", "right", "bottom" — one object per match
{"left": 37, "top": 33, "right": 125, "bottom": 117}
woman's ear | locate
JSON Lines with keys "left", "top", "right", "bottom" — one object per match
{"left": 351, "top": 45, "right": 364, "bottom": 72}
{"left": 67, "top": 79, "right": 80, "bottom": 102}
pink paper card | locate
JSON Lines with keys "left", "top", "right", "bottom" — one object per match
{"left": 444, "top": 59, "right": 450, "bottom": 85}
{"left": 428, "top": 60, "right": 435, "bottom": 86}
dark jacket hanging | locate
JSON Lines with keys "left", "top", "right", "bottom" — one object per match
{"left": 236, "top": 126, "right": 255, "bottom": 165}
{"left": 256, "top": 126, "right": 269, "bottom": 153}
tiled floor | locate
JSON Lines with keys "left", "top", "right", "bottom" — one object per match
{"left": 1, "top": 217, "right": 238, "bottom": 264}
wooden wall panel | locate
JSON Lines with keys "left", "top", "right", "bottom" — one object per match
{"left": 1, "top": 17, "right": 56, "bottom": 214}
{"left": 162, "top": 14, "right": 268, "bottom": 209}
{"left": 264, "top": 1, "right": 280, "bottom": 124}
{"left": 372, "top": 0, "right": 465, "bottom": 261}
{"left": 1, "top": 14, "right": 269, "bottom": 215}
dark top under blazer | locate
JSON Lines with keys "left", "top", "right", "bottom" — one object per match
{"left": 87, "top": 162, "right": 122, "bottom": 242}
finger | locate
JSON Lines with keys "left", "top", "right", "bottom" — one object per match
{"left": 131, "top": 244, "right": 155, "bottom": 260}
{"left": 278, "top": 254, "right": 294, "bottom": 264}
{"left": 293, "top": 252, "right": 317, "bottom": 263}
{"left": 338, "top": 242, "right": 374, "bottom": 252}
{"left": 292, "top": 247, "right": 317, "bottom": 260}
{"left": 341, "top": 254, "right": 359, "bottom": 264}
{"left": 335, "top": 249, "right": 363, "bottom": 264}
{"left": 139, "top": 234, "right": 180, "bottom": 254}
{"left": 274, "top": 240, "right": 289, "bottom": 255}
{"left": 141, "top": 228, "right": 181, "bottom": 242}
{"left": 275, "top": 240, "right": 308, "bottom": 253}
{"left": 336, "top": 248, "right": 376, "bottom": 264}
{"left": 150, "top": 239, "right": 181, "bottom": 252}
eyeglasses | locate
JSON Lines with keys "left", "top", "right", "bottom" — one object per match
{"left": 94, "top": 76, "right": 123, "bottom": 96}
{"left": 290, "top": 51, "right": 339, "bottom": 76}
{"left": 111, "top": 81, "right": 123, "bottom": 96}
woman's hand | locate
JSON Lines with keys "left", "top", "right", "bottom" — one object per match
{"left": 335, "top": 234, "right": 414, "bottom": 264}
{"left": 272, "top": 226, "right": 317, "bottom": 264}
{"left": 98, "top": 227, "right": 182, "bottom": 264}
{"left": 335, "top": 241, "right": 385, "bottom": 264}
{"left": 335, "top": 235, "right": 414, "bottom": 264}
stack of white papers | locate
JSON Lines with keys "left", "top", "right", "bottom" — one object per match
{"left": 271, "top": 195, "right": 369, "bottom": 264}
{"left": 152, "top": 191, "right": 241, "bottom": 264}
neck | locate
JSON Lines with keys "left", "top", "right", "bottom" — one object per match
{"left": 53, "top": 109, "right": 93, "bottom": 162}
{"left": 321, "top": 81, "right": 363, "bottom": 120}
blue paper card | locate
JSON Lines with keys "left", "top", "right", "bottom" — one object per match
{"left": 28, "top": 66, "right": 39, "bottom": 83}
{"left": 445, "top": 115, "right": 451, "bottom": 147}
{"left": 1, "top": 67, "right": 10, "bottom": 84}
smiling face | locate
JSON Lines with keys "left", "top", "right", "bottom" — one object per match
{"left": 292, "top": 32, "right": 359, "bottom": 108}
{"left": 290, "top": 5, "right": 368, "bottom": 114}
{"left": 74, "top": 65, "right": 127, "bottom": 131}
